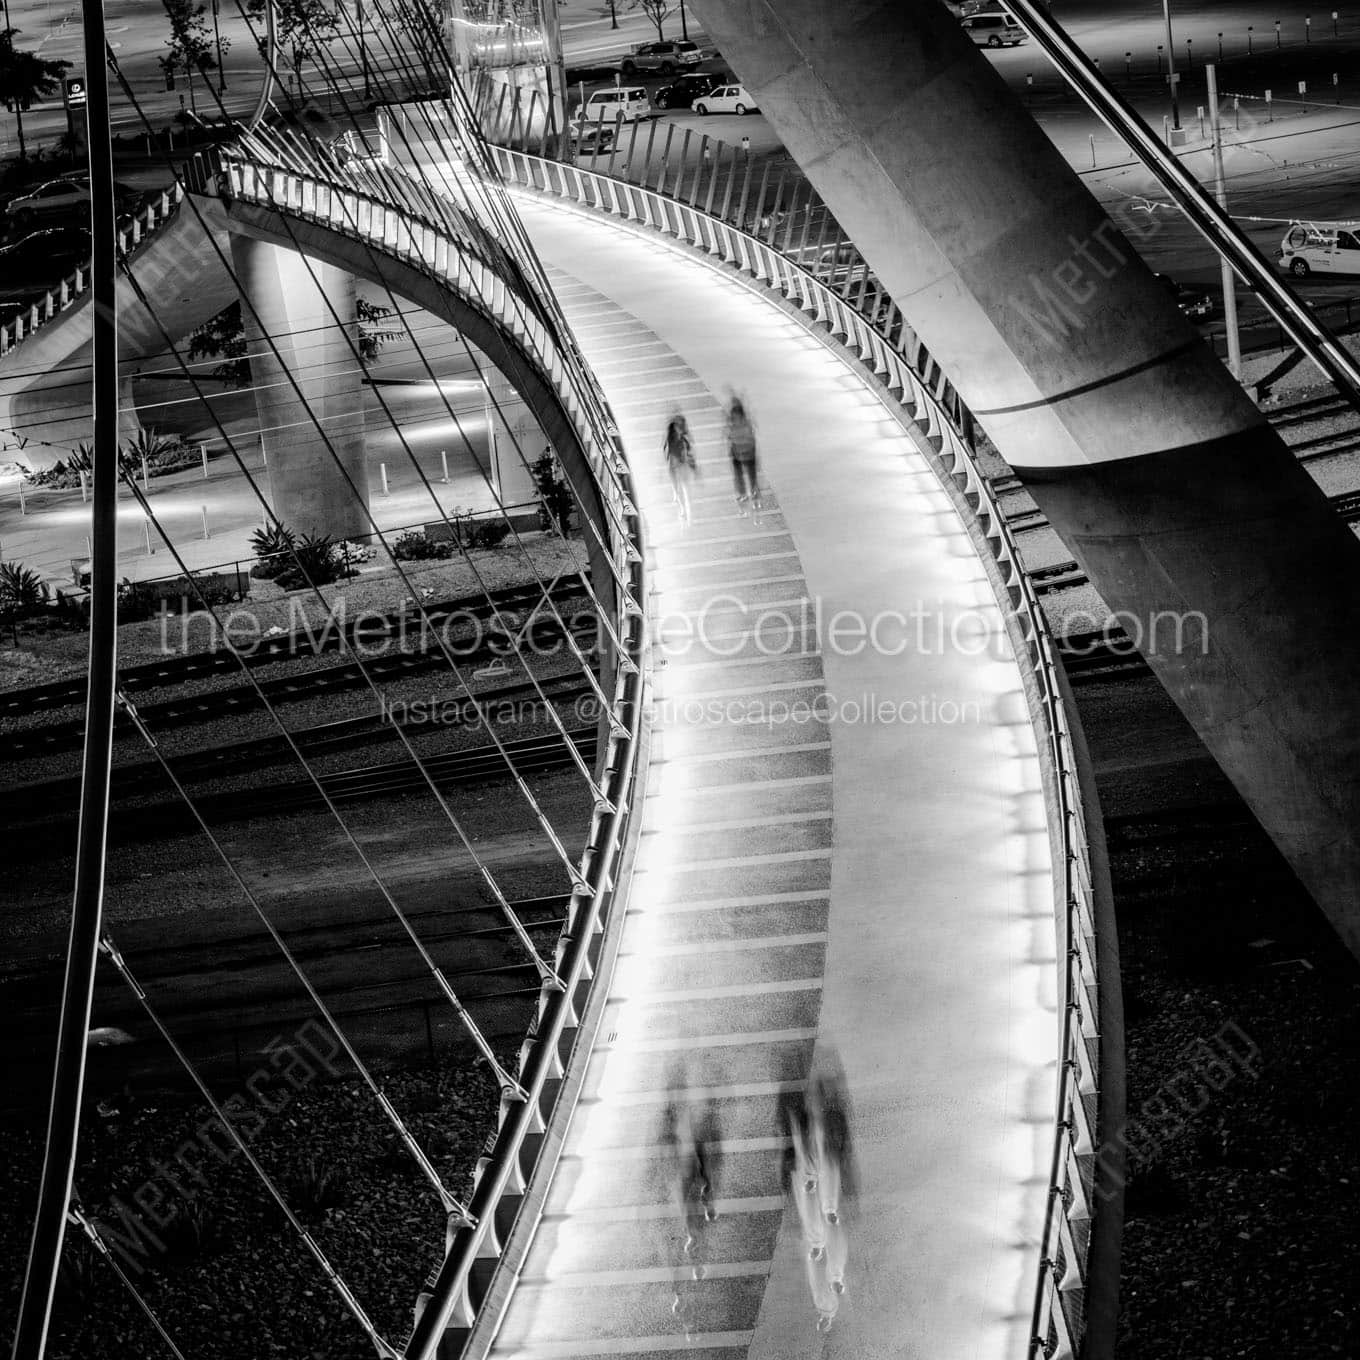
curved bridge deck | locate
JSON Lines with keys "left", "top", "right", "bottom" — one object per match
{"left": 468, "top": 203, "right": 1059, "bottom": 1359}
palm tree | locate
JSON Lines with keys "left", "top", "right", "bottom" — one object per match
{"left": 0, "top": 30, "right": 71, "bottom": 161}
{"left": 0, "top": 560, "right": 48, "bottom": 642}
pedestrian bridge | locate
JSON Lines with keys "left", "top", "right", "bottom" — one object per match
{"left": 405, "top": 156, "right": 1110, "bottom": 1360}
{"left": 5, "top": 131, "right": 1111, "bottom": 1360}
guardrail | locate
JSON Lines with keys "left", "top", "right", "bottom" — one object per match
{"left": 0, "top": 186, "right": 185, "bottom": 358}
{"left": 490, "top": 145, "right": 1107, "bottom": 1360}
{"left": 203, "top": 140, "right": 650, "bottom": 1360}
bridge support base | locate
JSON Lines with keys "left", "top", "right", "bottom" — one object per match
{"left": 230, "top": 237, "right": 370, "bottom": 541}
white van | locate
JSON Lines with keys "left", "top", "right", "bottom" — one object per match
{"left": 1278, "top": 221, "right": 1360, "bottom": 276}
{"left": 578, "top": 86, "right": 652, "bottom": 124}
{"left": 960, "top": 12, "right": 1027, "bottom": 45}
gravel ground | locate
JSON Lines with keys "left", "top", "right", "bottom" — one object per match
{"left": 0, "top": 535, "right": 589, "bottom": 694}
{"left": 0, "top": 1056, "right": 510, "bottom": 1360}
{"left": 1109, "top": 819, "right": 1360, "bottom": 1359}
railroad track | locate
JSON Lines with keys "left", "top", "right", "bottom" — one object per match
{"left": 0, "top": 574, "right": 589, "bottom": 723}
{"left": 0, "top": 614, "right": 597, "bottom": 762}
{"left": 1, "top": 893, "right": 575, "bottom": 1102}
{"left": 0, "top": 672, "right": 595, "bottom": 818}
{"left": 4, "top": 726, "right": 599, "bottom": 856}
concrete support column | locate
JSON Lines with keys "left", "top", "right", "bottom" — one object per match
{"left": 485, "top": 365, "right": 541, "bottom": 510}
{"left": 117, "top": 375, "right": 142, "bottom": 445}
{"left": 688, "top": 0, "right": 1360, "bottom": 978}
{"left": 229, "top": 236, "right": 369, "bottom": 541}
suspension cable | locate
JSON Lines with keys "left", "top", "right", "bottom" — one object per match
{"left": 116, "top": 686, "right": 471, "bottom": 1218}
{"left": 96, "top": 932, "right": 403, "bottom": 1360}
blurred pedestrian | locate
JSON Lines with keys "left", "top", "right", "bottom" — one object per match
{"left": 725, "top": 395, "right": 761, "bottom": 515}
{"left": 780, "top": 1049, "right": 856, "bottom": 1332}
{"left": 663, "top": 412, "right": 698, "bottom": 526}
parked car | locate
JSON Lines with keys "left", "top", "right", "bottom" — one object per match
{"left": 693, "top": 83, "right": 759, "bottom": 116}
{"left": 578, "top": 86, "right": 653, "bottom": 124}
{"left": 1154, "top": 273, "right": 1213, "bottom": 320}
{"left": 653, "top": 71, "right": 725, "bottom": 110}
{"left": 960, "top": 13, "right": 1027, "bottom": 45}
{"left": 567, "top": 120, "right": 617, "bottom": 153}
{"left": 5, "top": 175, "right": 140, "bottom": 228}
{"left": 6, "top": 178, "right": 90, "bottom": 225}
{"left": 620, "top": 40, "right": 703, "bottom": 74}
{"left": 0, "top": 226, "right": 91, "bottom": 285}
{"left": 1277, "top": 220, "right": 1360, "bottom": 276}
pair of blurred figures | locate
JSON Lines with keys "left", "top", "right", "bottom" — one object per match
{"left": 780, "top": 1052, "right": 856, "bottom": 1332}
{"left": 663, "top": 393, "right": 763, "bottom": 528}
{"left": 660, "top": 1050, "right": 856, "bottom": 1336}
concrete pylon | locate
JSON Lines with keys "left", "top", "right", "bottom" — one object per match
{"left": 485, "top": 365, "right": 542, "bottom": 510}
{"left": 230, "top": 236, "right": 369, "bottom": 541}
{"left": 689, "top": 0, "right": 1360, "bottom": 961}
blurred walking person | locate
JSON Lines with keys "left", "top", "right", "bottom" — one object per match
{"left": 725, "top": 395, "right": 761, "bottom": 516}
{"left": 663, "top": 412, "right": 698, "bottom": 526}
{"left": 779, "top": 1050, "right": 856, "bottom": 1332}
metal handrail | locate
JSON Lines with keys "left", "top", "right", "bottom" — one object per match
{"left": 489, "top": 146, "right": 1105, "bottom": 1360}
{"left": 0, "top": 187, "right": 185, "bottom": 360}
{"left": 194, "top": 142, "right": 651, "bottom": 1360}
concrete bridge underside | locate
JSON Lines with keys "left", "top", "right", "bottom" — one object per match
{"left": 690, "top": 0, "right": 1360, "bottom": 963}
{"left": 0, "top": 196, "right": 594, "bottom": 550}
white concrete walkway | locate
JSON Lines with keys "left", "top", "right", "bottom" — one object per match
{"left": 473, "top": 202, "right": 1059, "bottom": 1359}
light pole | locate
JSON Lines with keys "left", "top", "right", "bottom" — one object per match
{"left": 357, "top": 0, "right": 370, "bottom": 98}
{"left": 211, "top": 0, "right": 226, "bottom": 90}
{"left": 1162, "top": 0, "right": 1181, "bottom": 130}
{"left": 679, "top": 0, "right": 689, "bottom": 41}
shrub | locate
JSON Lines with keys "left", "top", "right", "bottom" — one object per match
{"left": 151, "top": 1197, "right": 222, "bottom": 1268}
{"left": 285, "top": 1157, "right": 350, "bottom": 1222}
{"left": 0, "top": 561, "right": 48, "bottom": 641}
{"left": 532, "top": 451, "right": 574, "bottom": 533}
{"left": 249, "top": 522, "right": 298, "bottom": 580}
{"left": 467, "top": 519, "right": 511, "bottom": 550}
{"left": 392, "top": 530, "right": 454, "bottom": 562}
{"left": 121, "top": 429, "right": 196, "bottom": 478}
{"left": 115, "top": 577, "right": 161, "bottom": 623}
{"left": 275, "top": 532, "right": 349, "bottom": 590}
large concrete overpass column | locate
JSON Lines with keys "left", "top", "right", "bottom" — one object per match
{"left": 229, "top": 237, "right": 369, "bottom": 540}
{"left": 689, "top": 1, "right": 1360, "bottom": 965}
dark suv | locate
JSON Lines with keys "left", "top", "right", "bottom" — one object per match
{"left": 621, "top": 40, "right": 703, "bottom": 74}
{"left": 653, "top": 71, "right": 724, "bottom": 110}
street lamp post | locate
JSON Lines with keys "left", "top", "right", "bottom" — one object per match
{"left": 679, "top": 0, "right": 689, "bottom": 41}
{"left": 1162, "top": 0, "right": 1181, "bottom": 130}
{"left": 357, "top": 0, "right": 370, "bottom": 98}
{"left": 211, "top": 0, "right": 226, "bottom": 91}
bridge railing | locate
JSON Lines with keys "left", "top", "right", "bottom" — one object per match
{"left": 208, "top": 145, "right": 651, "bottom": 1359}
{"left": 0, "top": 187, "right": 185, "bottom": 358}
{"left": 491, "top": 145, "right": 1106, "bottom": 1360}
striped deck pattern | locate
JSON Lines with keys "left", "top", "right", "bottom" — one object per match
{"left": 475, "top": 203, "right": 1059, "bottom": 1360}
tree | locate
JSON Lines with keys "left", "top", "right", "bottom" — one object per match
{"left": 0, "top": 30, "right": 70, "bottom": 161}
{"left": 247, "top": 0, "right": 339, "bottom": 96}
{"left": 160, "top": 0, "right": 220, "bottom": 112}
{"left": 188, "top": 297, "right": 397, "bottom": 388}
{"left": 628, "top": 0, "right": 675, "bottom": 41}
